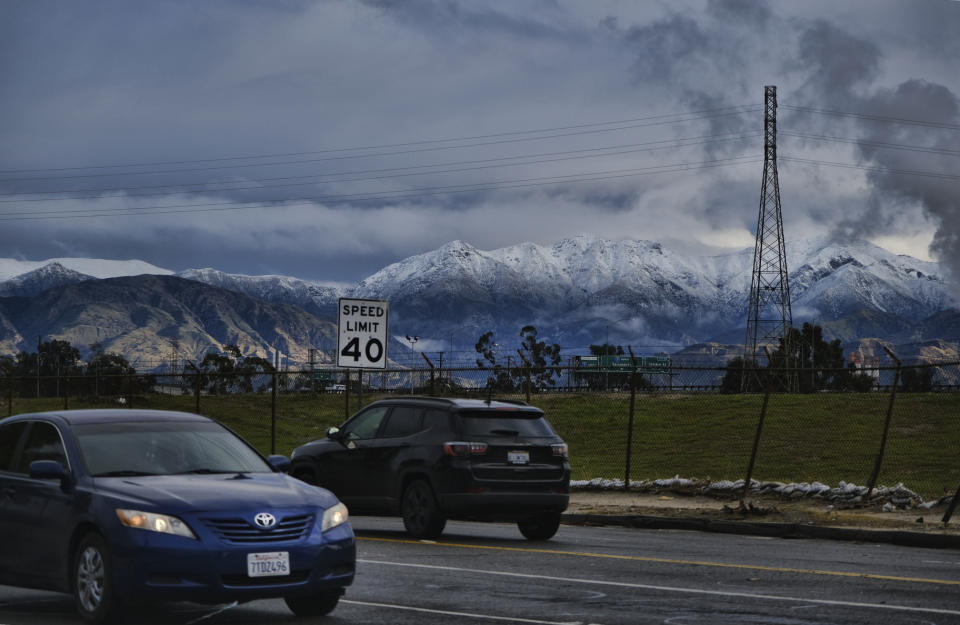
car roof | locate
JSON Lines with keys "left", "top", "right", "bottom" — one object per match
{"left": 0, "top": 409, "right": 212, "bottom": 426}
{"left": 370, "top": 397, "right": 544, "bottom": 414}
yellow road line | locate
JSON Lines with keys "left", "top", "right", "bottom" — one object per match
{"left": 358, "top": 536, "right": 960, "bottom": 586}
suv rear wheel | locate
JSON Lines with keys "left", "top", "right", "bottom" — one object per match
{"left": 517, "top": 511, "right": 561, "bottom": 541}
{"left": 401, "top": 480, "right": 446, "bottom": 539}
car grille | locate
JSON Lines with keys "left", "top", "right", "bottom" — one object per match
{"left": 221, "top": 571, "right": 310, "bottom": 587}
{"left": 202, "top": 514, "right": 314, "bottom": 544}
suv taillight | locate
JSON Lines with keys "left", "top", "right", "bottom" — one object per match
{"left": 551, "top": 443, "right": 568, "bottom": 458}
{"left": 443, "top": 442, "right": 488, "bottom": 457}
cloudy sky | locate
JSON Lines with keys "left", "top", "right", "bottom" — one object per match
{"left": 1, "top": 0, "right": 958, "bottom": 285}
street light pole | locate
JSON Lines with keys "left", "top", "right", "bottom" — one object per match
{"left": 405, "top": 335, "right": 419, "bottom": 393}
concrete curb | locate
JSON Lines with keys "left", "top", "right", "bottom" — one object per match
{"left": 561, "top": 513, "right": 960, "bottom": 550}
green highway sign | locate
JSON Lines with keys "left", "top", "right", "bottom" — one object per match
{"left": 575, "top": 355, "right": 671, "bottom": 373}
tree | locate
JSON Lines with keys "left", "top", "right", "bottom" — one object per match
{"left": 474, "top": 331, "right": 515, "bottom": 392}
{"left": 198, "top": 345, "right": 275, "bottom": 394}
{"left": 11, "top": 339, "right": 84, "bottom": 397}
{"left": 86, "top": 349, "right": 145, "bottom": 396}
{"left": 515, "top": 325, "right": 563, "bottom": 392}
{"left": 722, "top": 323, "right": 874, "bottom": 393}
{"left": 718, "top": 356, "right": 764, "bottom": 393}
{"left": 900, "top": 366, "right": 934, "bottom": 392}
{"left": 589, "top": 344, "right": 624, "bottom": 356}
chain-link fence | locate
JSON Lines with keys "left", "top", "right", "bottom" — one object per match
{"left": 2, "top": 361, "right": 958, "bottom": 501}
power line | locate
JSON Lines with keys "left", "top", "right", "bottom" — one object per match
{"left": 0, "top": 155, "right": 761, "bottom": 222}
{"left": 782, "top": 131, "right": 960, "bottom": 157}
{"left": 0, "top": 106, "right": 761, "bottom": 181}
{"left": 781, "top": 105, "right": 960, "bottom": 131}
{"left": 0, "top": 131, "right": 762, "bottom": 202}
{"left": 781, "top": 156, "right": 960, "bottom": 181}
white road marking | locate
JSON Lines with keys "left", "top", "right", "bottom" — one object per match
{"left": 358, "top": 558, "right": 960, "bottom": 617}
{"left": 342, "top": 599, "right": 586, "bottom": 624}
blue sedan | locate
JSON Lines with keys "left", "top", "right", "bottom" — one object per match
{"left": 0, "top": 409, "right": 355, "bottom": 623}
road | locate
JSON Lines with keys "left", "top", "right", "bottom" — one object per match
{"left": 2, "top": 517, "right": 959, "bottom": 624}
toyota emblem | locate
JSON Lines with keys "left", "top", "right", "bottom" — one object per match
{"left": 254, "top": 512, "right": 277, "bottom": 528}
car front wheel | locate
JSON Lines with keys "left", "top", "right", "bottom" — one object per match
{"left": 401, "top": 479, "right": 446, "bottom": 539}
{"left": 284, "top": 589, "right": 342, "bottom": 616}
{"left": 73, "top": 533, "right": 120, "bottom": 624}
{"left": 518, "top": 512, "right": 561, "bottom": 541}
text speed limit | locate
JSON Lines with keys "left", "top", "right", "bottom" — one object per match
{"left": 337, "top": 298, "right": 389, "bottom": 369}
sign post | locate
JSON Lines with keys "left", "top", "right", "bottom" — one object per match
{"left": 337, "top": 298, "right": 389, "bottom": 370}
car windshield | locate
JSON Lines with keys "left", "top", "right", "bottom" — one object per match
{"left": 457, "top": 410, "right": 557, "bottom": 437}
{"left": 75, "top": 420, "right": 273, "bottom": 477}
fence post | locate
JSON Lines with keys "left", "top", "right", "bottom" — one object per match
{"left": 625, "top": 347, "right": 638, "bottom": 491}
{"left": 422, "top": 353, "right": 435, "bottom": 396}
{"left": 64, "top": 375, "right": 69, "bottom": 410}
{"left": 344, "top": 371, "right": 351, "bottom": 420}
{"left": 271, "top": 370, "right": 277, "bottom": 455}
{"left": 942, "top": 482, "right": 960, "bottom": 526}
{"left": 741, "top": 347, "right": 774, "bottom": 505}
{"left": 866, "top": 346, "right": 901, "bottom": 501}
{"left": 186, "top": 361, "right": 201, "bottom": 414}
{"left": 7, "top": 376, "right": 13, "bottom": 417}
{"left": 358, "top": 369, "right": 364, "bottom": 408}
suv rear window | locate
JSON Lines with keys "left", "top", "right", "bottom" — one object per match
{"left": 456, "top": 409, "right": 556, "bottom": 437}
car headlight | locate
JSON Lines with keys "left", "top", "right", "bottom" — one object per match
{"left": 116, "top": 509, "right": 197, "bottom": 539}
{"left": 321, "top": 502, "right": 349, "bottom": 532}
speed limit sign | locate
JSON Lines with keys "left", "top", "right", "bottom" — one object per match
{"left": 337, "top": 298, "right": 389, "bottom": 369}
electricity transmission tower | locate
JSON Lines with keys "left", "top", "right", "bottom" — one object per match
{"left": 743, "top": 85, "right": 796, "bottom": 391}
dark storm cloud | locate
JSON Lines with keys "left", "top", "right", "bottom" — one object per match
{"left": 786, "top": 16, "right": 960, "bottom": 286}
{"left": 706, "top": 0, "right": 772, "bottom": 27}
{"left": 359, "top": 0, "right": 571, "bottom": 40}
{"left": 793, "top": 19, "right": 881, "bottom": 97}
{"left": 616, "top": 5, "right": 764, "bottom": 156}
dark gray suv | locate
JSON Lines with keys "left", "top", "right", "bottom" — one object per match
{"left": 289, "top": 397, "right": 570, "bottom": 540}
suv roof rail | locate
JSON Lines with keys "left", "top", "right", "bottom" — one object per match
{"left": 386, "top": 396, "right": 458, "bottom": 404}
{"left": 484, "top": 398, "right": 529, "bottom": 406}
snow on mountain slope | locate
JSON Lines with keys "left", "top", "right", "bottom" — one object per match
{"left": 2, "top": 236, "right": 954, "bottom": 354}
{"left": 0, "top": 262, "right": 95, "bottom": 297}
{"left": 177, "top": 268, "right": 344, "bottom": 315}
{"left": 0, "top": 257, "right": 172, "bottom": 281}
{"left": 349, "top": 234, "right": 955, "bottom": 347}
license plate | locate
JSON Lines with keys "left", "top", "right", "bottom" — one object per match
{"left": 247, "top": 552, "right": 290, "bottom": 578}
{"left": 507, "top": 450, "right": 529, "bottom": 465}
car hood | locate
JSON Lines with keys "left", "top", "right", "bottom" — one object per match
{"left": 92, "top": 472, "right": 339, "bottom": 512}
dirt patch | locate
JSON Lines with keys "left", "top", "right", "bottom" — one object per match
{"left": 568, "top": 490, "right": 960, "bottom": 535}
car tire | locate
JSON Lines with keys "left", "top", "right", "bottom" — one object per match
{"left": 292, "top": 467, "right": 317, "bottom": 485}
{"left": 284, "top": 589, "right": 342, "bottom": 616}
{"left": 73, "top": 533, "right": 121, "bottom": 624}
{"left": 401, "top": 479, "right": 446, "bottom": 539}
{"left": 517, "top": 512, "right": 561, "bottom": 541}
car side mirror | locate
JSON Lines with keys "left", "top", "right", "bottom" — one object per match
{"left": 326, "top": 426, "right": 342, "bottom": 440}
{"left": 267, "top": 455, "right": 290, "bottom": 473}
{"left": 29, "top": 460, "right": 71, "bottom": 488}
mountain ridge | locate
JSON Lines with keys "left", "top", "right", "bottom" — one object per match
{"left": 0, "top": 236, "right": 956, "bottom": 367}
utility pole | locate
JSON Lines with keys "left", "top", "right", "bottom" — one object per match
{"left": 36, "top": 335, "right": 41, "bottom": 399}
{"left": 743, "top": 86, "right": 796, "bottom": 392}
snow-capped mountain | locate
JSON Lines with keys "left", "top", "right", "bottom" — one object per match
{"left": 351, "top": 234, "right": 955, "bottom": 349}
{"left": 0, "top": 235, "right": 955, "bottom": 365}
{"left": 0, "top": 262, "right": 96, "bottom": 297}
{"left": 0, "top": 257, "right": 172, "bottom": 281}
{"left": 176, "top": 268, "right": 344, "bottom": 318}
